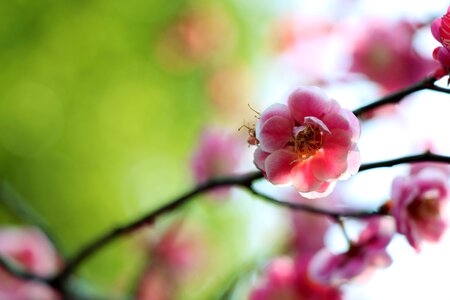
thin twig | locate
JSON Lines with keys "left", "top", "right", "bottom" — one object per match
{"left": 352, "top": 76, "right": 436, "bottom": 117}
{"left": 245, "top": 186, "right": 385, "bottom": 219}
{"left": 358, "top": 152, "right": 450, "bottom": 172}
{"left": 5, "top": 151, "right": 450, "bottom": 291}
{"left": 334, "top": 217, "right": 354, "bottom": 247}
{"left": 428, "top": 83, "right": 450, "bottom": 93}
{"left": 49, "top": 171, "right": 262, "bottom": 289}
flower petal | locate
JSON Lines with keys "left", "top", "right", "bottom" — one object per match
{"left": 310, "top": 153, "right": 348, "bottom": 182}
{"left": 259, "top": 103, "right": 292, "bottom": 126}
{"left": 288, "top": 87, "right": 331, "bottom": 123}
{"left": 258, "top": 116, "right": 293, "bottom": 152}
{"left": 253, "top": 148, "right": 270, "bottom": 173}
{"left": 290, "top": 160, "right": 324, "bottom": 193}
{"left": 432, "top": 18, "right": 442, "bottom": 42}
{"left": 265, "top": 150, "right": 297, "bottom": 184}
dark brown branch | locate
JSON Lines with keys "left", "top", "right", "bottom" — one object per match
{"left": 49, "top": 171, "right": 262, "bottom": 289}
{"left": 352, "top": 76, "right": 438, "bottom": 117}
{"left": 245, "top": 186, "right": 385, "bottom": 219}
{"left": 427, "top": 83, "right": 450, "bottom": 93}
{"left": 358, "top": 152, "right": 450, "bottom": 172}
{"left": 6, "top": 151, "right": 450, "bottom": 291}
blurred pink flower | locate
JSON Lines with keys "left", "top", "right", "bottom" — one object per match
{"left": 391, "top": 167, "right": 449, "bottom": 251}
{"left": 253, "top": 87, "right": 360, "bottom": 198}
{"left": 136, "top": 266, "right": 174, "bottom": 300}
{"left": 136, "top": 221, "right": 205, "bottom": 299}
{"left": 269, "top": 16, "right": 352, "bottom": 84}
{"left": 286, "top": 189, "right": 337, "bottom": 255}
{"left": 432, "top": 7, "right": 450, "bottom": 74}
{"left": 0, "top": 227, "right": 60, "bottom": 300}
{"left": 152, "top": 221, "right": 203, "bottom": 273}
{"left": 409, "top": 162, "right": 450, "bottom": 177}
{"left": 351, "top": 20, "right": 437, "bottom": 92}
{"left": 290, "top": 211, "right": 331, "bottom": 256}
{"left": 191, "top": 129, "right": 243, "bottom": 196}
{"left": 309, "top": 219, "right": 394, "bottom": 285}
{"left": 250, "top": 256, "right": 342, "bottom": 300}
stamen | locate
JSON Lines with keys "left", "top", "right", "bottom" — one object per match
{"left": 292, "top": 124, "right": 323, "bottom": 160}
{"left": 407, "top": 197, "right": 440, "bottom": 220}
{"left": 247, "top": 103, "right": 261, "bottom": 119}
{"left": 239, "top": 122, "right": 259, "bottom": 146}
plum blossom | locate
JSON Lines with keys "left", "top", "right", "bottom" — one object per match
{"left": 191, "top": 128, "right": 243, "bottom": 196}
{"left": 0, "top": 227, "right": 60, "bottom": 300}
{"left": 351, "top": 20, "right": 437, "bottom": 92}
{"left": 286, "top": 189, "right": 337, "bottom": 255}
{"left": 432, "top": 7, "right": 450, "bottom": 76}
{"left": 136, "top": 221, "right": 205, "bottom": 300}
{"left": 250, "top": 256, "right": 342, "bottom": 300}
{"left": 253, "top": 87, "right": 360, "bottom": 198}
{"left": 391, "top": 167, "right": 449, "bottom": 251}
{"left": 309, "top": 219, "right": 394, "bottom": 285}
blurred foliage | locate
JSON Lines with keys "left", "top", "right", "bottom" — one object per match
{"left": 0, "top": 0, "right": 277, "bottom": 298}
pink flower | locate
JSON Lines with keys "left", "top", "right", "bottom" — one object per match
{"left": 286, "top": 188, "right": 337, "bottom": 255}
{"left": 0, "top": 227, "right": 60, "bottom": 300}
{"left": 191, "top": 129, "right": 242, "bottom": 196}
{"left": 151, "top": 221, "right": 203, "bottom": 273}
{"left": 136, "top": 266, "right": 173, "bottom": 300}
{"left": 391, "top": 167, "right": 449, "bottom": 251}
{"left": 253, "top": 87, "right": 360, "bottom": 198}
{"left": 432, "top": 7, "right": 450, "bottom": 75}
{"left": 351, "top": 20, "right": 437, "bottom": 92}
{"left": 250, "top": 256, "right": 342, "bottom": 300}
{"left": 309, "top": 219, "right": 394, "bottom": 285}
{"left": 136, "top": 221, "right": 205, "bottom": 299}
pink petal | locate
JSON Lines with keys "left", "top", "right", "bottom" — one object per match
{"left": 416, "top": 218, "right": 447, "bottom": 243}
{"left": 345, "top": 111, "right": 361, "bottom": 142}
{"left": 304, "top": 116, "right": 330, "bottom": 133}
{"left": 341, "top": 148, "right": 361, "bottom": 179}
{"left": 322, "top": 129, "right": 353, "bottom": 161}
{"left": 258, "top": 116, "right": 293, "bottom": 152}
{"left": 290, "top": 160, "right": 324, "bottom": 193}
{"left": 321, "top": 111, "right": 351, "bottom": 132}
{"left": 432, "top": 18, "right": 442, "bottom": 42}
{"left": 259, "top": 103, "right": 292, "bottom": 125}
{"left": 265, "top": 150, "right": 297, "bottom": 184}
{"left": 288, "top": 87, "right": 331, "bottom": 123}
{"left": 300, "top": 181, "right": 336, "bottom": 199}
{"left": 310, "top": 153, "right": 348, "bottom": 182}
{"left": 254, "top": 148, "right": 270, "bottom": 173}
{"left": 437, "top": 47, "right": 450, "bottom": 67}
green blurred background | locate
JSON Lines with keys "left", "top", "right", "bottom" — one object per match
{"left": 0, "top": 0, "right": 281, "bottom": 298}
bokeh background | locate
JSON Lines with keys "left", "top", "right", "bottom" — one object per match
{"left": 1, "top": 0, "right": 450, "bottom": 299}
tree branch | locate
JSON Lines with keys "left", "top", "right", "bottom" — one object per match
{"left": 4, "top": 151, "right": 450, "bottom": 291}
{"left": 245, "top": 185, "right": 385, "bottom": 219}
{"left": 49, "top": 171, "right": 262, "bottom": 288}
{"left": 352, "top": 76, "right": 441, "bottom": 117}
{"left": 358, "top": 152, "right": 450, "bottom": 172}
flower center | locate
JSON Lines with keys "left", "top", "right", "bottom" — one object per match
{"left": 407, "top": 197, "right": 440, "bottom": 220}
{"left": 292, "top": 124, "right": 323, "bottom": 160}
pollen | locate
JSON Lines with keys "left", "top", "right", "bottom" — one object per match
{"left": 407, "top": 196, "right": 440, "bottom": 220}
{"left": 292, "top": 124, "right": 323, "bottom": 160}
